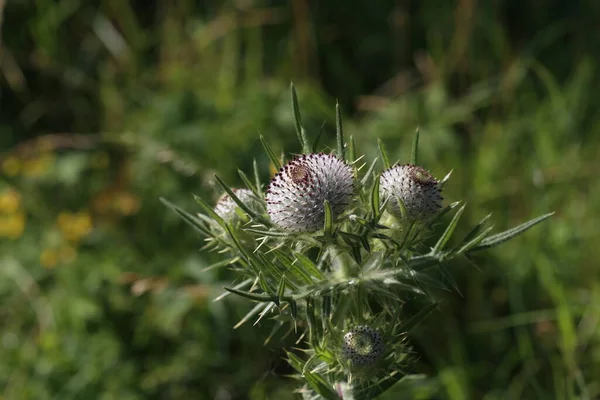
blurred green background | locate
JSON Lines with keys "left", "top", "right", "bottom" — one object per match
{"left": 1, "top": 1, "right": 599, "bottom": 399}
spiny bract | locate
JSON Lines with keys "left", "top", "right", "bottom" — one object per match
{"left": 341, "top": 325, "right": 385, "bottom": 367}
{"left": 380, "top": 164, "right": 443, "bottom": 219}
{"left": 214, "top": 188, "right": 256, "bottom": 222}
{"left": 265, "top": 153, "right": 354, "bottom": 232}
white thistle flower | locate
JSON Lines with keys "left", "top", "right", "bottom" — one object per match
{"left": 214, "top": 188, "right": 255, "bottom": 222}
{"left": 341, "top": 325, "right": 385, "bottom": 366}
{"left": 380, "top": 164, "right": 443, "bottom": 219}
{"left": 265, "top": 153, "right": 354, "bottom": 232}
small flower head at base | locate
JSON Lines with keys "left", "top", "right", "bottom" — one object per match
{"left": 380, "top": 164, "right": 443, "bottom": 219}
{"left": 266, "top": 153, "right": 354, "bottom": 232}
{"left": 341, "top": 325, "right": 385, "bottom": 367}
{"left": 214, "top": 189, "right": 257, "bottom": 222}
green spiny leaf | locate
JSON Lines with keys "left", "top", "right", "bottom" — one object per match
{"left": 290, "top": 82, "right": 311, "bottom": 154}
{"left": 323, "top": 199, "right": 334, "bottom": 238}
{"left": 234, "top": 302, "right": 270, "bottom": 329}
{"left": 468, "top": 212, "right": 555, "bottom": 253}
{"left": 277, "top": 275, "right": 286, "bottom": 305}
{"left": 461, "top": 213, "right": 492, "bottom": 245}
{"left": 348, "top": 135, "right": 356, "bottom": 163}
{"left": 433, "top": 203, "right": 466, "bottom": 254}
{"left": 260, "top": 135, "right": 282, "bottom": 170}
{"left": 377, "top": 138, "right": 391, "bottom": 169}
{"left": 336, "top": 100, "right": 345, "bottom": 160}
{"left": 360, "top": 157, "right": 379, "bottom": 187}
{"left": 214, "top": 174, "right": 272, "bottom": 226}
{"left": 371, "top": 175, "right": 381, "bottom": 220}
{"left": 224, "top": 287, "right": 275, "bottom": 302}
{"left": 312, "top": 125, "right": 324, "bottom": 153}
{"left": 456, "top": 225, "right": 495, "bottom": 255}
{"left": 238, "top": 169, "right": 260, "bottom": 198}
{"left": 293, "top": 252, "right": 326, "bottom": 280}
{"left": 160, "top": 197, "right": 212, "bottom": 236}
{"left": 192, "top": 194, "right": 226, "bottom": 226}
{"left": 253, "top": 158, "right": 263, "bottom": 197}
{"left": 410, "top": 126, "right": 420, "bottom": 164}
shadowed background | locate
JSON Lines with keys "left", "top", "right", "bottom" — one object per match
{"left": 1, "top": 1, "right": 599, "bottom": 399}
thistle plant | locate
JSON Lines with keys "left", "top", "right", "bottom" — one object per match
{"left": 161, "top": 84, "right": 553, "bottom": 399}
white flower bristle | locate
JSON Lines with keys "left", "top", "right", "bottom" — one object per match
{"left": 380, "top": 164, "right": 443, "bottom": 219}
{"left": 341, "top": 325, "right": 385, "bottom": 366}
{"left": 265, "top": 153, "right": 354, "bottom": 232}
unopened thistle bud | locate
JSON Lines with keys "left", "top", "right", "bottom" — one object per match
{"left": 380, "top": 164, "right": 443, "bottom": 219}
{"left": 266, "top": 153, "right": 354, "bottom": 232}
{"left": 341, "top": 325, "right": 385, "bottom": 366}
{"left": 214, "top": 189, "right": 256, "bottom": 222}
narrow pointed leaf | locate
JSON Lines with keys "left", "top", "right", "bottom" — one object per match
{"left": 438, "top": 169, "right": 453, "bottom": 189}
{"left": 360, "top": 157, "right": 379, "bottom": 187}
{"left": 468, "top": 212, "right": 555, "bottom": 252}
{"left": 234, "top": 302, "right": 269, "bottom": 329}
{"left": 290, "top": 82, "right": 310, "bottom": 154}
{"left": 160, "top": 197, "right": 212, "bottom": 236}
{"left": 253, "top": 158, "right": 263, "bottom": 197}
{"left": 336, "top": 100, "right": 345, "bottom": 160}
{"left": 293, "top": 252, "right": 326, "bottom": 280}
{"left": 286, "top": 352, "right": 339, "bottom": 400}
{"left": 433, "top": 204, "right": 466, "bottom": 253}
{"left": 238, "top": 169, "right": 260, "bottom": 198}
{"left": 456, "top": 225, "right": 495, "bottom": 254}
{"left": 377, "top": 138, "right": 391, "bottom": 169}
{"left": 348, "top": 135, "right": 356, "bottom": 163}
{"left": 260, "top": 135, "right": 282, "bottom": 170}
{"left": 224, "top": 287, "right": 275, "bottom": 302}
{"left": 410, "top": 126, "right": 420, "bottom": 164}
{"left": 201, "top": 257, "right": 240, "bottom": 273}
{"left": 214, "top": 174, "right": 271, "bottom": 226}
{"left": 277, "top": 275, "right": 286, "bottom": 303}
{"left": 192, "top": 194, "right": 225, "bottom": 226}
{"left": 323, "top": 199, "right": 333, "bottom": 238}
{"left": 311, "top": 125, "right": 324, "bottom": 153}
{"left": 371, "top": 175, "right": 381, "bottom": 220}
{"left": 273, "top": 250, "right": 314, "bottom": 285}
{"left": 461, "top": 213, "right": 492, "bottom": 245}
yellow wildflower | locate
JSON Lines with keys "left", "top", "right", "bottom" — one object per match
{"left": 40, "top": 249, "right": 59, "bottom": 269}
{"left": 2, "top": 156, "right": 21, "bottom": 177}
{"left": 0, "top": 189, "right": 21, "bottom": 213}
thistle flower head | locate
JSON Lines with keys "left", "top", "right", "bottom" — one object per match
{"left": 380, "top": 164, "right": 443, "bottom": 219}
{"left": 214, "top": 188, "right": 255, "bottom": 222}
{"left": 265, "top": 153, "right": 354, "bottom": 232}
{"left": 341, "top": 325, "right": 385, "bottom": 367}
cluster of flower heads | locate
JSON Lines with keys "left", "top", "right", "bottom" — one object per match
{"left": 214, "top": 153, "right": 443, "bottom": 231}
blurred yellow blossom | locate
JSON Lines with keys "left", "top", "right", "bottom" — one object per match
{"left": 59, "top": 245, "right": 77, "bottom": 263}
{"left": 115, "top": 192, "right": 140, "bottom": 215}
{"left": 2, "top": 156, "right": 21, "bottom": 176}
{"left": 0, "top": 189, "right": 21, "bottom": 213}
{"left": 0, "top": 212, "right": 26, "bottom": 239}
{"left": 57, "top": 211, "right": 93, "bottom": 242}
{"left": 22, "top": 153, "right": 55, "bottom": 177}
{"left": 40, "top": 249, "right": 59, "bottom": 269}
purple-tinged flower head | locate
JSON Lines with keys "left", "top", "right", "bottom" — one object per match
{"left": 341, "top": 325, "right": 385, "bottom": 366}
{"left": 380, "top": 164, "right": 443, "bottom": 219}
{"left": 265, "top": 153, "right": 354, "bottom": 232}
{"left": 214, "top": 188, "right": 255, "bottom": 222}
